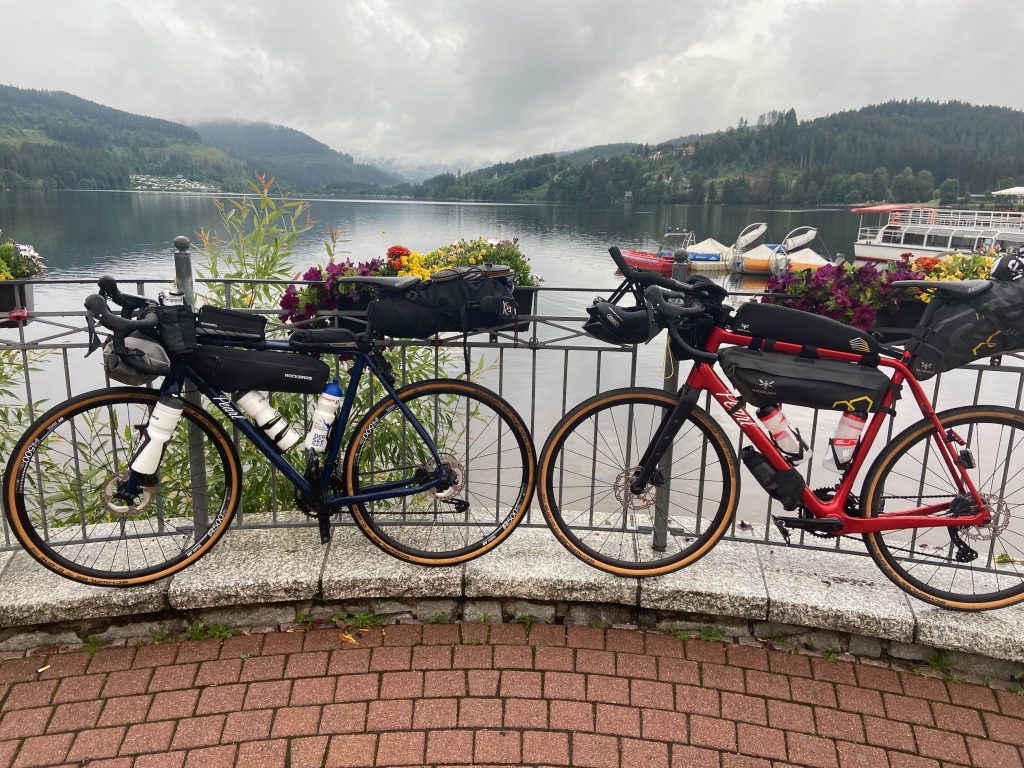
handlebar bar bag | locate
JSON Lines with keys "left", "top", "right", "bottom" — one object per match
{"left": 719, "top": 347, "right": 890, "bottom": 412}
{"left": 905, "top": 279, "right": 1024, "bottom": 380}
{"left": 157, "top": 305, "right": 198, "bottom": 354}
{"left": 367, "top": 265, "right": 517, "bottom": 338}
{"left": 103, "top": 333, "right": 171, "bottom": 385}
{"left": 196, "top": 306, "right": 267, "bottom": 341}
{"left": 185, "top": 346, "right": 329, "bottom": 394}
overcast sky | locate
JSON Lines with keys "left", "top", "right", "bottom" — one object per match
{"left": 2, "top": 0, "right": 1022, "bottom": 173}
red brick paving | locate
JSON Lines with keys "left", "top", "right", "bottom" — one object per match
{"left": 0, "top": 625, "right": 1018, "bottom": 766}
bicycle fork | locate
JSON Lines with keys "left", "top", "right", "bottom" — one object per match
{"left": 629, "top": 386, "right": 699, "bottom": 495}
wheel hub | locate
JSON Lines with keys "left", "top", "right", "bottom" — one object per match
{"left": 427, "top": 453, "right": 465, "bottom": 500}
{"left": 963, "top": 493, "right": 1011, "bottom": 542}
{"left": 99, "top": 471, "right": 155, "bottom": 518}
{"left": 613, "top": 467, "right": 658, "bottom": 511}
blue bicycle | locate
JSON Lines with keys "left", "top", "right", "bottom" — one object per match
{"left": 2, "top": 276, "right": 535, "bottom": 586}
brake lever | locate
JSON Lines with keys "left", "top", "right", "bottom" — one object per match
{"left": 84, "top": 314, "right": 102, "bottom": 357}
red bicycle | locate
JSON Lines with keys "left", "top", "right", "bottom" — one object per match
{"left": 538, "top": 247, "right": 1024, "bottom": 610}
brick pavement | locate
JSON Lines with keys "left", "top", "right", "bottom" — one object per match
{"left": 0, "top": 623, "right": 1020, "bottom": 767}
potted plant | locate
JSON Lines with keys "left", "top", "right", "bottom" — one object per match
{"left": 0, "top": 233, "right": 44, "bottom": 328}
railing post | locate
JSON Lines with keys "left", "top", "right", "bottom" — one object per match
{"left": 174, "top": 236, "right": 209, "bottom": 541}
{"left": 652, "top": 250, "right": 689, "bottom": 551}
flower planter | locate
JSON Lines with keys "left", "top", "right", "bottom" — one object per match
{"left": 873, "top": 299, "right": 927, "bottom": 343}
{"left": 0, "top": 282, "right": 33, "bottom": 329}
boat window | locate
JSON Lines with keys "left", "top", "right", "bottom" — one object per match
{"left": 881, "top": 230, "right": 902, "bottom": 244}
{"left": 902, "top": 232, "right": 926, "bottom": 246}
{"left": 951, "top": 233, "right": 977, "bottom": 251}
{"left": 926, "top": 234, "right": 951, "bottom": 248}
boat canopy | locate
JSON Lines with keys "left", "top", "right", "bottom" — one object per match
{"left": 851, "top": 204, "right": 933, "bottom": 213}
{"left": 993, "top": 187, "right": 1024, "bottom": 196}
{"left": 689, "top": 237, "right": 729, "bottom": 255}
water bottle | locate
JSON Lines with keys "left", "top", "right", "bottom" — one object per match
{"left": 160, "top": 289, "right": 185, "bottom": 306}
{"left": 304, "top": 379, "right": 345, "bottom": 452}
{"left": 131, "top": 396, "right": 184, "bottom": 474}
{"left": 822, "top": 411, "right": 868, "bottom": 473}
{"left": 235, "top": 391, "right": 301, "bottom": 451}
{"left": 756, "top": 404, "right": 809, "bottom": 465}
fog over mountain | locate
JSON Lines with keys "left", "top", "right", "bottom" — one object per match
{"left": 2, "top": 0, "right": 1022, "bottom": 169}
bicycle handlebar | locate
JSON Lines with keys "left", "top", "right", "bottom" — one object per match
{"left": 97, "top": 274, "right": 151, "bottom": 312}
{"left": 643, "top": 285, "right": 719, "bottom": 363}
{"left": 609, "top": 247, "right": 695, "bottom": 292}
{"left": 84, "top": 293, "right": 159, "bottom": 333}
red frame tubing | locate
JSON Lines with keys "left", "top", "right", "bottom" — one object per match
{"left": 689, "top": 327, "right": 988, "bottom": 535}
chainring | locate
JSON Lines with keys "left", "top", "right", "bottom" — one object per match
{"left": 807, "top": 486, "right": 860, "bottom": 538}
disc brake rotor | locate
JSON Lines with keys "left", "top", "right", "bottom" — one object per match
{"left": 426, "top": 453, "right": 465, "bottom": 500}
{"left": 613, "top": 467, "right": 657, "bottom": 511}
{"left": 963, "top": 493, "right": 1011, "bottom": 542}
{"left": 99, "top": 471, "right": 155, "bottom": 518}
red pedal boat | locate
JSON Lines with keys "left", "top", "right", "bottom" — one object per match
{"left": 619, "top": 230, "right": 696, "bottom": 276}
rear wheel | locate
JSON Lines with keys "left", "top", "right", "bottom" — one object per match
{"left": 538, "top": 388, "right": 739, "bottom": 576}
{"left": 2, "top": 388, "right": 241, "bottom": 586}
{"left": 862, "top": 406, "right": 1024, "bottom": 610}
{"left": 343, "top": 379, "right": 535, "bottom": 565}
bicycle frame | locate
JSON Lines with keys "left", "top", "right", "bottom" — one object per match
{"left": 643, "top": 326, "right": 989, "bottom": 535}
{"left": 145, "top": 339, "right": 448, "bottom": 511}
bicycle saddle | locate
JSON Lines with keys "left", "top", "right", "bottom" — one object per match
{"left": 334, "top": 276, "right": 421, "bottom": 293}
{"left": 890, "top": 279, "right": 992, "bottom": 298}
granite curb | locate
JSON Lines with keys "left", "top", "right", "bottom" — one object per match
{"left": 0, "top": 523, "right": 1022, "bottom": 670}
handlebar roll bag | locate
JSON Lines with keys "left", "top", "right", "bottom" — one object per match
{"left": 157, "top": 305, "right": 198, "bottom": 354}
{"left": 103, "top": 334, "right": 172, "bottom": 385}
{"left": 185, "top": 346, "right": 329, "bottom": 394}
{"left": 719, "top": 348, "right": 890, "bottom": 412}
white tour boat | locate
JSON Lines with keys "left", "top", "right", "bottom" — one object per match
{"left": 853, "top": 204, "right": 1024, "bottom": 264}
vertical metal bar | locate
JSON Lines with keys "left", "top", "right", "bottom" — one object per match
{"left": 652, "top": 253, "right": 688, "bottom": 550}
{"left": 174, "top": 237, "right": 209, "bottom": 541}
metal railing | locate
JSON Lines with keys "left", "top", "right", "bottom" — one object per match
{"left": 1, "top": 239, "right": 1022, "bottom": 556}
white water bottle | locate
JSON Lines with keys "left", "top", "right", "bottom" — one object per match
{"left": 235, "top": 391, "right": 301, "bottom": 451}
{"left": 822, "top": 411, "right": 868, "bottom": 473}
{"left": 756, "top": 404, "right": 809, "bottom": 465}
{"left": 304, "top": 379, "right": 344, "bottom": 452}
{"left": 131, "top": 397, "right": 184, "bottom": 474}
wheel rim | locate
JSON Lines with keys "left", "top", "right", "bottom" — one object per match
{"left": 543, "top": 394, "right": 734, "bottom": 571}
{"left": 866, "top": 412, "right": 1024, "bottom": 605}
{"left": 347, "top": 384, "right": 531, "bottom": 561}
{"left": 9, "top": 392, "right": 235, "bottom": 581}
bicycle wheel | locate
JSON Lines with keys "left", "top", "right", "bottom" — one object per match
{"left": 862, "top": 406, "right": 1024, "bottom": 609}
{"left": 342, "top": 379, "right": 535, "bottom": 565}
{"left": 538, "top": 387, "right": 739, "bottom": 576}
{"left": 3, "top": 388, "right": 241, "bottom": 587}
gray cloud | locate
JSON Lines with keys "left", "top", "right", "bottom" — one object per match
{"left": 2, "top": 0, "right": 1022, "bottom": 171}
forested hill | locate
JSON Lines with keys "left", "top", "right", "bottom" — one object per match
{"left": 409, "top": 100, "right": 1024, "bottom": 205}
{"left": 0, "top": 85, "right": 248, "bottom": 190}
{"left": 192, "top": 121, "right": 400, "bottom": 192}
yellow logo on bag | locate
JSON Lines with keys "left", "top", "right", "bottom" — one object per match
{"left": 971, "top": 330, "right": 1001, "bottom": 357}
{"left": 832, "top": 395, "right": 874, "bottom": 412}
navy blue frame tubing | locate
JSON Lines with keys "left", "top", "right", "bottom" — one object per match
{"left": 161, "top": 338, "right": 447, "bottom": 509}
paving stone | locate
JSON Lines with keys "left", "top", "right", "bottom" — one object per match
{"left": 912, "top": 600, "right": 1024, "bottom": 662}
{"left": 0, "top": 552, "right": 168, "bottom": 628}
{"left": 322, "top": 528, "right": 462, "bottom": 600}
{"left": 760, "top": 544, "right": 915, "bottom": 641}
{"left": 169, "top": 528, "right": 325, "bottom": 610}
{"left": 640, "top": 539, "right": 768, "bottom": 618}
{"left": 466, "top": 527, "right": 638, "bottom": 605}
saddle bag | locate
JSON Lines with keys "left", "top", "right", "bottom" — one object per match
{"left": 185, "top": 346, "right": 329, "bottom": 394}
{"left": 368, "top": 265, "right": 518, "bottom": 339}
{"left": 906, "top": 279, "right": 1024, "bottom": 380}
{"left": 720, "top": 347, "right": 891, "bottom": 412}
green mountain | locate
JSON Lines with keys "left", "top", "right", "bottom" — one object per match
{"left": 192, "top": 121, "right": 401, "bottom": 192}
{"left": 0, "top": 84, "right": 248, "bottom": 190}
{"left": 409, "top": 101, "right": 1024, "bottom": 205}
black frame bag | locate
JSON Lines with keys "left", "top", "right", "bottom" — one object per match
{"left": 185, "top": 347, "right": 329, "bottom": 394}
{"left": 906, "top": 279, "right": 1024, "bottom": 380}
{"left": 368, "top": 265, "right": 518, "bottom": 339}
{"left": 720, "top": 347, "right": 891, "bottom": 412}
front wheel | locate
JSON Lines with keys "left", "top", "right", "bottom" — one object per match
{"left": 342, "top": 379, "right": 535, "bottom": 565}
{"left": 862, "top": 406, "right": 1024, "bottom": 610}
{"left": 537, "top": 388, "right": 739, "bottom": 576}
{"left": 2, "top": 388, "right": 242, "bottom": 587}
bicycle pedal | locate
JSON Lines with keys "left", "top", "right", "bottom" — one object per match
{"left": 771, "top": 515, "right": 792, "bottom": 544}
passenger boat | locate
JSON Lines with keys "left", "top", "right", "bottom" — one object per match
{"left": 852, "top": 204, "right": 1024, "bottom": 264}
{"left": 619, "top": 229, "right": 696, "bottom": 276}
